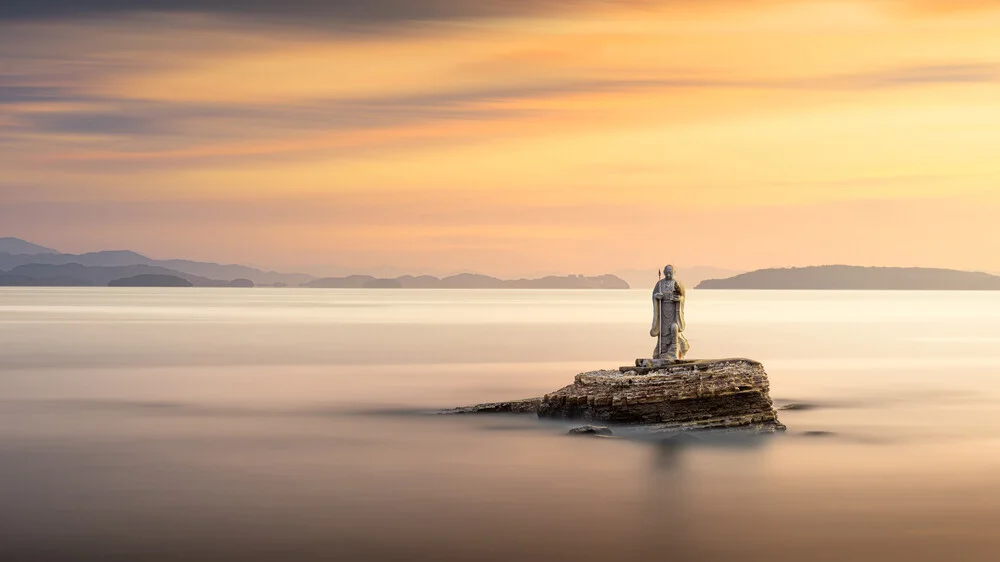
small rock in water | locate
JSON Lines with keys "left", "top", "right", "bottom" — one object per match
{"left": 802, "top": 430, "right": 836, "bottom": 438}
{"left": 568, "top": 425, "right": 613, "bottom": 436}
{"left": 778, "top": 403, "right": 818, "bottom": 411}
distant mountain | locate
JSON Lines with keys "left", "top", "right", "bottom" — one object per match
{"left": 0, "top": 237, "right": 632, "bottom": 290}
{"left": 505, "top": 274, "right": 629, "bottom": 289}
{"left": 615, "top": 266, "right": 743, "bottom": 290}
{"left": 151, "top": 259, "right": 311, "bottom": 286}
{"left": 304, "top": 273, "right": 629, "bottom": 289}
{"left": 0, "top": 273, "right": 78, "bottom": 286}
{"left": 0, "top": 237, "right": 58, "bottom": 255}
{"left": 7, "top": 263, "right": 221, "bottom": 287}
{"left": 364, "top": 278, "right": 403, "bottom": 289}
{"left": 395, "top": 275, "right": 446, "bottom": 288}
{"left": 108, "top": 274, "right": 193, "bottom": 287}
{"left": 0, "top": 249, "right": 313, "bottom": 286}
{"left": 436, "top": 273, "right": 507, "bottom": 289}
{"left": 302, "top": 275, "right": 379, "bottom": 288}
{"left": 697, "top": 266, "right": 1000, "bottom": 290}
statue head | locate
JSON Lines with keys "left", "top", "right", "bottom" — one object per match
{"left": 663, "top": 265, "right": 674, "bottom": 280}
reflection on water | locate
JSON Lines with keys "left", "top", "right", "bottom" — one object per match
{"left": 1, "top": 288, "right": 999, "bottom": 561}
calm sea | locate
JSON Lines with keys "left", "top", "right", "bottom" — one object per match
{"left": 2, "top": 288, "right": 999, "bottom": 561}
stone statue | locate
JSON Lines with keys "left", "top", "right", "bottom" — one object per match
{"left": 650, "top": 265, "right": 690, "bottom": 361}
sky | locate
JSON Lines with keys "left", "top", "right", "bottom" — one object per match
{"left": 3, "top": 0, "right": 1000, "bottom": 276}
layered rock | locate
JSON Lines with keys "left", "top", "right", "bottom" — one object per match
{"left": 443, "top": 358, "right": 784, "bottom": 434}
{"left": 538, "top": 359, "right": 783, "bottom": 433}
{"left": 438, "top": 398, "right": 542, "bottom": 415}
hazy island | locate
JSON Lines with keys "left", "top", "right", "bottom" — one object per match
{"left": 19, "top": 236, "right": 1000, "bottom": 291}
{"left": 0, "top": 263, "right": 628, "bottom": 289}
{"left": 697, "top": 265, "right": 1000, "bottom": 290}
{"left": 303, "top": 273, "right": 629, "bottom": 289}
{"left": 108, "top": 274, "right": 194, "bottom": 287}
{"left": 1, "top": 237, "right": 629, "bottom": 289}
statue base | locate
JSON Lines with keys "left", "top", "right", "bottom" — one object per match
{"left": 623, "top": 357, "right": 696, "bottom": 374}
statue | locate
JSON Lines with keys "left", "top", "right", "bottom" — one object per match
{"left": 650, "top": 265, "right": 690, "bottom": 362}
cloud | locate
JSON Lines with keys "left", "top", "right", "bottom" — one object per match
{"left": 23, "top": 111, "right": 165, "bottom": 135}
{"left": 0, "top": 84, "right": 74, "bottom": 104}
{"left": 1, "top": 1, "right": 652, "bottom": 23}
{"left": 804, "top": 64, "right": 1000, "bottom": 89}
{"left": 909, "top": 1, "right": 1000, "bottom": 13}
{"left": 2, "top": 60, "right": 996, "bottom": 171}
{"left": 7, "top": 62, "right": 997, "bottom": 143}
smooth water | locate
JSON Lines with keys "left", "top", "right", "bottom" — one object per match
{"left": 2, "top": 288, "right": 999, "bottom": 561}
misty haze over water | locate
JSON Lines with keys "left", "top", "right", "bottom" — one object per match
{"left": 2, "top": 288, "right": 999, "bottom": 561}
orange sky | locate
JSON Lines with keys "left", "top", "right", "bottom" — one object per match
{"left": 2, "top": 1, "right": 1000, "bottom": 276}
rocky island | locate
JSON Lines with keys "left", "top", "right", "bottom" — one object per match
{"left": 443, "top": 266, "right": 784, "bottom": 435}
{"left": 445, "top": 358, "right": 783, "bottom": 434}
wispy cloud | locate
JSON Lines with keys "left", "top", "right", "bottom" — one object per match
{"left": 0, "top": 0, "right": 658, "bottom": 24}
{"left": 0, "top": 84, "right": 74, "bottom": 104}
{"left": 801, "top": 64, "right": 1000, "bottom": 89}
{"left": 4, "top": 1, "right": 1000, "bottom": 273}
{"left": 4, "top": 61, "right": 998, "bottom": 166}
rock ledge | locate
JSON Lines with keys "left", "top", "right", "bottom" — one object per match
{"left": 445, "top": 358, "right": 784, "bottom": 434}
{"left": 437, "top": 398, "right": 542, "bottom": 415}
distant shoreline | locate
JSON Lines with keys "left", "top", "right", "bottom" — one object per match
{"left": 0, "top": 268, "right": 630, "bottom": 289}
{"left": 697, "top": 265, "right": 1000, "bottom": 291}
{"left": 1, "top": 237, "right": 632, "bottom": 289}
{"left": 300, "top": 273, "right": 628, "bottom": 290}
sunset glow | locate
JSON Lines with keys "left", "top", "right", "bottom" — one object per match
{"left": 4, "top": 1, "right": 1000, "bottom": 275}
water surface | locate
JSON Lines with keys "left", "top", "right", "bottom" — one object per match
{"left": 2, "top": 288, "right": 999, "bottom": 561}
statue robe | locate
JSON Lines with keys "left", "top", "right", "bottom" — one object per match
{"left": 650, "top": 278, "right": 690, "bottom": 360}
